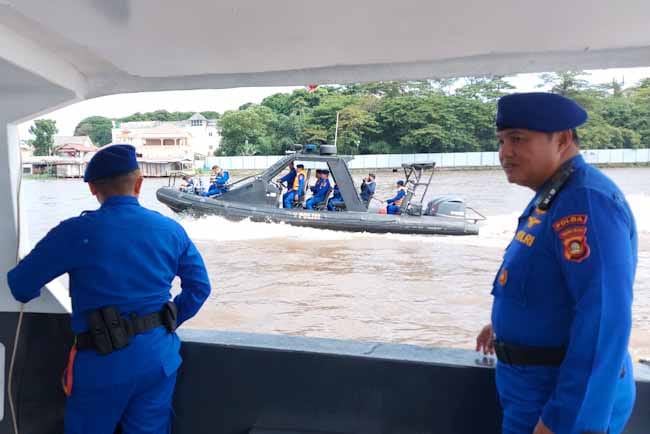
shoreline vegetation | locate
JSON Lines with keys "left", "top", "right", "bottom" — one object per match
{"left": 27, "top": 71, "right": 650, "bottom": 158}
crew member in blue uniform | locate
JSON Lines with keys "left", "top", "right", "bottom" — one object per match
{"left": 360, "top": 173, "right": 376, "bottom": 205}
{"left": 278, "top": 161, "right": 297, "bottom": 189}
{"left": 203, "top": 165, "right": 229, "bottom": 196}
{"left": 179, "top": 174, "right": 195, "bottom": 193}
{"left": 475, "top": 93, "right": 637, "bottom": 434}
{"left": 283, "top": 164, "right": 306, "bottom": 208}
{"left": 385, "top": 180, "right": 406, "bottom": 214}
{"left": 7, "top": 144, "right": 212, "bottom": 434}
{"left": 306, "top": 170, "right": 331, "bottom": 210}
{"left": 327, "top": 184, "right": 344, "bottom": 211}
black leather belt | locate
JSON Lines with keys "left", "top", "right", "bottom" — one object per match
{"left": 494, "top": 340, "right": 566, "bottom": 366}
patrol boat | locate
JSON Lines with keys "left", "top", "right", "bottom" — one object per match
{"left": 156, "top": 144, "right": 483, "bottom": 235}
{"left": 0, "top": 1, "right": 649, "bottom": 434}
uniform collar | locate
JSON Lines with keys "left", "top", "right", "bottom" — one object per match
{"left": 571, "top": 153, "right": 586, "bottom": 169}
{"left": 101, "top": 196, "right": 140, "bottom": 208}
{"left": 521, "top": 153, "right": 585, "bottom": 218}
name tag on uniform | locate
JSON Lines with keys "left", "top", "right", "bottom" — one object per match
{"left": 515, "top": 230, "right": 536, "bottom": 247}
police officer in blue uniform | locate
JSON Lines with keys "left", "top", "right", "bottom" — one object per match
{"left": 360, "top": 173, "right": 376, "bottom": 206}
{"left": 476, "top": 93, "right": 637, "bottom": 434}
{"left": 327, "top": 184, "right": 344, "bottom": 211}
{"left": 385, "top": 180, "right": 406, "bottom": 214}
{"left": 203, "top": 165, "right": 230, "bottom": 196}
{"left": 7, "top": 144, "right": 212, "bottom": 434}
{"left": 306, "top": 170, "right": 331, "bottom": 210}
{"left": 278, "top": 161, "right": 297, "bottom": 189}
{"left": 283, "top": 164, "right": 306, "bottom": 208}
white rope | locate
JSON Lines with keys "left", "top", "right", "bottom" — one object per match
{"left": 8, "top": 147, "right": 25, "bottom": 434}
{"left": 8, "top": 305, "right": 24, "bottom": 434}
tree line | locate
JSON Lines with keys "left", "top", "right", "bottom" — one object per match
{"left": 29, "top": 71, "right": 650, "bottom": 156}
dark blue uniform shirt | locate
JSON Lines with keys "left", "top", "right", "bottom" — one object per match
{"left": 491, "top": 155, "right": 637, "bottom": 432}
{"left": 7, "top": 196, "right": 211, "bottom": 387}
{"left": 361, "top": 181, "right": 376, "bottom": 201}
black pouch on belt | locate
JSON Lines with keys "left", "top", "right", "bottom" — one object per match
{"left": 161, "top": 301, "right": 178, "bottom": 332}
{"left": 87, "top": 309, "right": 114, "bottom": 355}
{"left": 101, "top": 306, "right": 130, "bottom": 351}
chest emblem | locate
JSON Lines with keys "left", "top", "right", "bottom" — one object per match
{"left": 527, "top": 216, "right": 542, "bottom": 229}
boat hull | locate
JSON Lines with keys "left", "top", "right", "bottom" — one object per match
{"left": 156, "top": 187, "right": 480, "bottom": 236}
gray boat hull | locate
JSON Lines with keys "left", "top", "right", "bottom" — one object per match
{"left": 156, "top": 187, "right": 480, "bottom": 236}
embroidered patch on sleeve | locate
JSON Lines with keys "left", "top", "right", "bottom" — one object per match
{"left": 558, "top": 226, "right": 591, "bottom": 262}
{"left": 552, "top": 214, "right": 588, "bottom": 232}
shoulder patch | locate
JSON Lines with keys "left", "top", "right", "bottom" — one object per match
{"left": 558, "top": 226, "right": 591, "bottom": 263}
{"left": 553, "top": 214, "right": 587, "bottom": 232}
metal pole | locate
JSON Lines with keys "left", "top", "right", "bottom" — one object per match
{"left": 334, "top": 111, "right": 340, "bottom": 147}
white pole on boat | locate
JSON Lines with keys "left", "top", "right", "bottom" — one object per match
{"left": 334, "top": 111, "right": 340, "bottom": 147}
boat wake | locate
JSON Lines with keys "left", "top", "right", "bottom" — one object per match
{"left": 178, "top": 192, "right": 649, "bottom": 246}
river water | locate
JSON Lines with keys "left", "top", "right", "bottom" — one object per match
{"left": 22, "top": 166, "right": 650, "bottom": 360}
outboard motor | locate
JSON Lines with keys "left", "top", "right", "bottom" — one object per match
{"left": 425, "top": 195, "right": 467, "bottom": 218}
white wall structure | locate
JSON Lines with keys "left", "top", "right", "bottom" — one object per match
{"left": 201, "top": 149, "right": 650, "bottom": 171}
{"left": 111, "top": 114, "right": 220, "bottom": 160}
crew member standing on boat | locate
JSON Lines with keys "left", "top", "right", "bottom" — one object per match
{"left": 283, "top": 164, "right": 306, "bottom": 208}
{"left": 360, "top": 173, "right": 376, "bottom": 206}
{"left": 475, "top": 93, "right": 637, "bottom": 434}
{"left": 7, "top": 144, "right": 212, "bottom": 434}
{"left": 385, "top": 180, "right": 406, "bottom": 214}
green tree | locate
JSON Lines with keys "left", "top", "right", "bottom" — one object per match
{"left": 74, "top": 116, "right": 113, "bottom": 146}
{"left": 456, "top": 76, "right": 514, "bottom": 102}
{"left": 29, "top": 119, "right": 58, "bottom": 156}
{"left": 218, "top": 105, "right": 276, "bottom": 155}
{"left": 539, "top": 71, "right": 591, "bottom": 97}
{"left": 261, "top": 93, "right": 293, "bottom": 116}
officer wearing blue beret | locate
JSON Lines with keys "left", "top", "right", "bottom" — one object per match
{"left": 7, "top": 144, "right": 212, "bottom": 433}
{"left": 476, "top": 93, "right": 637, "bottom": 434}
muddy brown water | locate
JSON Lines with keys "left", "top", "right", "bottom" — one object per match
{"left": 22, "top": 166, "right": 650, "bottom": 359}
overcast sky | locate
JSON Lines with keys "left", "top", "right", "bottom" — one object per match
{"left": 18, "top": 67, "right": 650, "bottom": 140}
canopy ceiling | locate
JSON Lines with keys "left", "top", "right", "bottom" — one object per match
{"left": 1, "top": 0, "right": 649, "bottom": 114}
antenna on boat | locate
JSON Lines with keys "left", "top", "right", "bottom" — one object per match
{"left": 334, "top": 111, "right": 340, "bottom": 147}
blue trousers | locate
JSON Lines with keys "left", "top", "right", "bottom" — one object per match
{"left": 496, "top": 358, "right": 635, "bottom": 434}
{"left": 386, "top": 205, "right": 401, "bottom": 214}
{"left": 65, "top": 367, "right": 177, "bottom": 434}
{"left": 283, "top": 191, "right": 299, "bottom": 208}
{"left": 327, "top": 198, "right": 344, "bottom": 211}
{"left": 306, "top": 197, "right": 325, "bottom": 209}
{"left": 202, "top": 186, "right": 226, "bottom": 197}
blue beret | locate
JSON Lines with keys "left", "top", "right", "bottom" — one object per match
{"left": 84, "top": 144, "right": 139, "bottom": 182}
{"left": 496, "top": 92, "right": 588, "bottom": 132}
{"left": 397, "top": 180, "right": 405, "bottom": 186}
